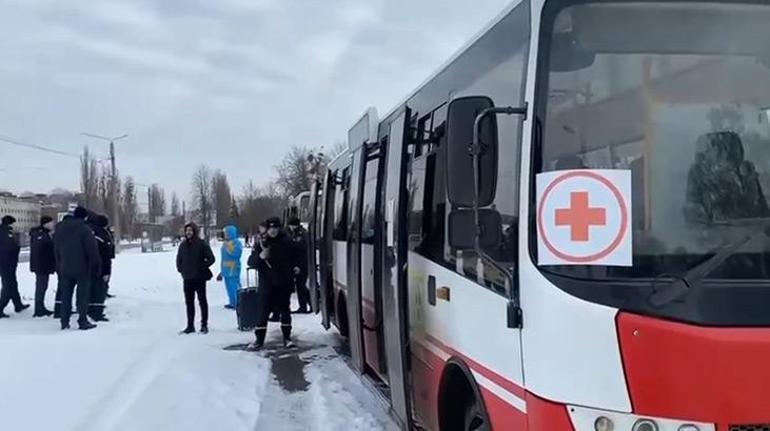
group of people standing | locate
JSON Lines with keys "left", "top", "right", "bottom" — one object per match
{"left": 175, "top": 216, "right": 309, "bottom": 350}
{"left": 0, "top": 206, "right": 115, "bottom": 331}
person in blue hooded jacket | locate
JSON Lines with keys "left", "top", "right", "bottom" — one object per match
{"left": 217, "top": 225, "right": 242, "bottom": 310}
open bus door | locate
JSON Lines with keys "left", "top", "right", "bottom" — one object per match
{"left": 318, "top": 169, "right": 334, "bottom": 330}
{"left": 380, "top": 109, "right": 414, "bottom": 430}
{"left": 308, "top": 179, "right": 320, "bottom": 314}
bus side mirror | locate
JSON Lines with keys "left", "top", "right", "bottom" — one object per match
{"left": 448, "top": 209, "right": 502, "bottom": 250}
{"left": 446, "top": 96, "right": 499, "bottom": 208}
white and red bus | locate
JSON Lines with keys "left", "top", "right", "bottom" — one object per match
{"left": 306, "top": 1, "right": 770, "bottom": 430}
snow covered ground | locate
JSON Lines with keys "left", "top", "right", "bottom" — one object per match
{"left": 0, "top": 244, "right": 397, "bottom": 431}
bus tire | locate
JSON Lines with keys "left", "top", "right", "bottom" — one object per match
{"left": 439, "top": 361, "right": 490, "bottom": 431}
{"left": 336, "top": 294, "right": 349, "bottom": 337}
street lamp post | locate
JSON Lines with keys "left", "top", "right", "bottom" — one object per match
{"left": 81, "top": 132, "right": 128, "bottom": 252}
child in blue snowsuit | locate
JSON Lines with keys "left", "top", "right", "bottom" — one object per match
{"left": 218, "top": 225, "right": 243, "bottom": 309}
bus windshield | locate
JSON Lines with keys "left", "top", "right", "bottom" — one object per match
{"left": 537, "top": 1, "right": 770, "bottom": 284}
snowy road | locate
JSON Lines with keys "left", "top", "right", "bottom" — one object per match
{"left": 0, "top": 246, "right": 397, "bottom": 431}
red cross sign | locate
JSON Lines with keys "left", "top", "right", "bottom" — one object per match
{"left": 555, "top": 191, "right": 607, "bottom": 242}
{"left": 537, "top": 169, "right": 632, "bottom": 266}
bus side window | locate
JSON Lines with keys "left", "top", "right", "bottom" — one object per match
{"left": 333, "top": 168, "right": 350, "bottom": 241}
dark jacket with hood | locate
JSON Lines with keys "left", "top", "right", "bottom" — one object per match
{"left": 288, "top": 225, "right": 309, "bottom": 274}
{"left": 54, "top": 216, "right": 101, "bottom": 279}
{"left": 0, "top": 221, "right": 20, "bottom": 272}
{"left": 176, "top": 223, "right": 216, "bottom": 281}
{"left": 29, "top": 225, "right": 55, "bottom": 274}
{"left": 89, "top": 215, "right": 115, "bottom": 277}
{"left": 248, "top": 229, "right": 301, "bottom": 290}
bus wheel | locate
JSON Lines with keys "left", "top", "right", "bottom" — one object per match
{"left": 462, "top": 397, "right": 489, "bottom": 431}
{"left": 441, "top": 365, "right": 490, "bottom": 431}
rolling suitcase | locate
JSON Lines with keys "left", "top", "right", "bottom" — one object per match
{"left": 237, "top": 268, "right": 260, "bottom": 331}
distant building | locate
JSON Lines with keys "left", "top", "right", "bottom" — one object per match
{"left": 0, "top": 195, "right": 42, "bottom": 245}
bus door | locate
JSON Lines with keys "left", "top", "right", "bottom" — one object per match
{"left": 360, "top": 144, "right": 388, "bottom": 381}
{"left": 308, "top": 178, "right": 320, "bottom": 314}
{"left": 318, "top": 169, "right": 335, "bottom": 329}
{"left": 379, "top": 109, "right": 414, "bottom": 429}
{"left": 346, "top": 148, "right": 366, "bottom": 373}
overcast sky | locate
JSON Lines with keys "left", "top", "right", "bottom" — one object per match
{"left": 0, "top": 0, "right": 510, "bottom": 201}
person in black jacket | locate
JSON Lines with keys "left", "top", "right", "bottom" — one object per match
{"left": 54, "top": 207, "right": 100, "bottom": 330}
{"left": 247, "top": 217, "right": 301, "bottom": 350}
{"left": 87, "top": 214, "right": 114, "bottom": 322}
{"left": 29, "top": 216, "right": 56, "bottom": 317}
{"left": 176, "top": 222, "right": 215, "bottom": 334}
{"left": 287, "top": 217, "right": 311, "bottom": 314}
{"left": 0, "top": 215, "right": 29, "bottom": 318}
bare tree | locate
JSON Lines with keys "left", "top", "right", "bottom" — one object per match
{"left": 148, "top": 184, "right": 167, "bottom": 220}
{"left": 212, "top": 171, "right": 232, "bottom": 229}
{"left": 170, "top": 192, "right": 180, "bottom": 217}
{"left": 328, "top": 141, "right": 347, "bottom": 158}
{"left": 274, "top": 145, "right": 316, "bottom": 199}
{"left": 191, "top": 165, "right": 213, "bottom": 239}
{"left": 238, "top": 181, "right": 285, "bottom": 235}
{"left": 80, "top": 146, "right": 99, "bottom": 208}
{"left": 122, "top": 177, "right": 138, "bottom": 240}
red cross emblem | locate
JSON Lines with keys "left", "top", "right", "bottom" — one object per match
{"left": 555, "top": 191, "right": 607, "bottom": 242}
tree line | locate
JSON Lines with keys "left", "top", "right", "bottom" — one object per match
{"left": 79, "top": 146, "right": 181, "bottom": 240}
{"left": 189, "top": 143, "right": 344, "bottom": 239}
{"left": 79, "top": 142, "right": 345, "bottom": 240}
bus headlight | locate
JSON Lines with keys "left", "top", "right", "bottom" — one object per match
{"left": 632, "top": 419, "right": 659, "bottom": 431}
{"left": 595, "top": 416, "right": 614, "bottom": 431}
{"left": 568, "top": 405, "right": 714, "bottom": 431}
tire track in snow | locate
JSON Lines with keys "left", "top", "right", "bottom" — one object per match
{"left": 69, "top": 333, "right": 182, "bottom": 431}
{"left": 252, "top": 344, "right": 397, "bottom": 431}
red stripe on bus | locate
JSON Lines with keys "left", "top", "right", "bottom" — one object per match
{"left": 480, "top": 387, "right": 528, "bottom": 430}
{"left": 412, "top": 340, "right": 527, "bottom": 430}
{"left": 525, "top": 392, "right": 575, "bottom": 431}
{"left": 424, "top": 334, "right": 526, "bottom": 399}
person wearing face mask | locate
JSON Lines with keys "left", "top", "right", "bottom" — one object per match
{"left": 29, "top": 216, "right": 56, "bottom": 317}
{"left": 247, "top": 217, "right": 302, "bottom": 350}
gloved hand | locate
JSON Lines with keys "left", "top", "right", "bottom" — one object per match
{"left": 103, "top": 275, "right": 110, "bottom": 282}
{"left": 216, "top": 273, "right": 223, "bottom": 282}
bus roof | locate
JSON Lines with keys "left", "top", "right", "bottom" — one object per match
{"left": 379, "top": 0, "right": 523, "bottom": 122}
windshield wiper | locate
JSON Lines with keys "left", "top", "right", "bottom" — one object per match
{"left": 649, "top": 235, "right": 756, "bottom": 307}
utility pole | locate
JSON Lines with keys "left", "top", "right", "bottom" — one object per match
{"left": 81, "top": 133, "right": 128, "bottom": 252}
{"left": 148, "top": 184, "right": 154, "bottom": 223}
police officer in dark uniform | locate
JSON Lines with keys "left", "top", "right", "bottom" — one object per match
{"left": 247, "top": 217, "right": 301, "bottom": 350}
{"left": 87, "top": 214, "right": 114, "bottom": 322}
{"left": 54, "top": 207, "right": 100, "bottom": 330}
{"left": 287, "top": 217, "right": 310, "bottom": 314}
{"left": 29, "top": 216, "right": 56, "bottom": 317}
{"left": 0, "top": 215, "right": 29, "bottom": 318}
